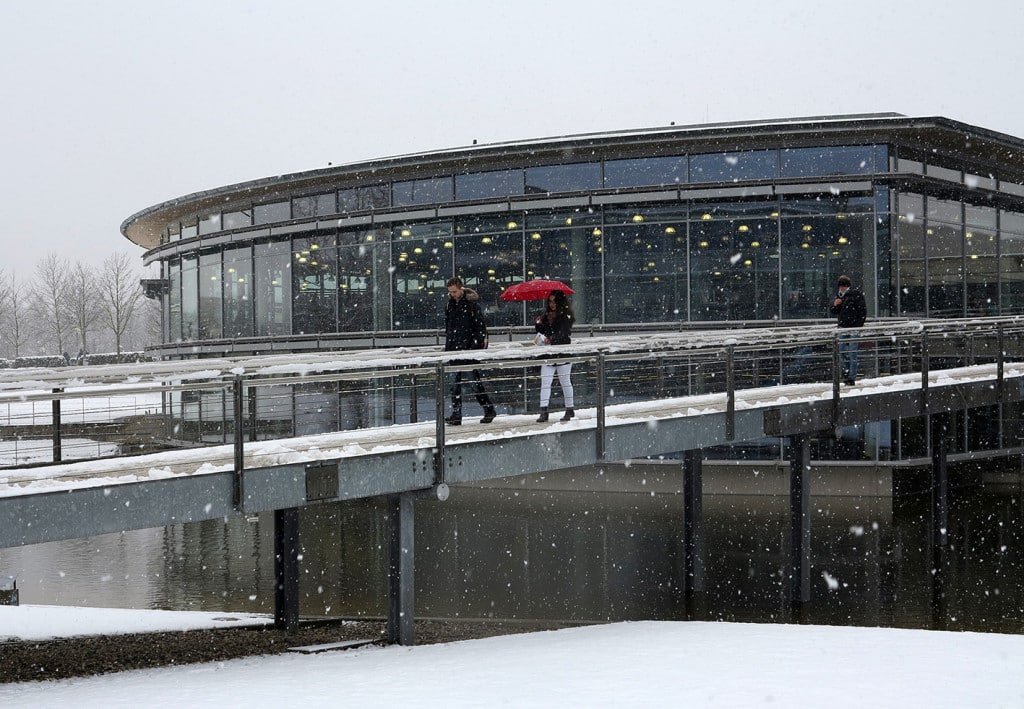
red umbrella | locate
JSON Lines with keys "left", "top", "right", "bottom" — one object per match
{"left": 499, "top": 279, "right": 575, "bottom": 302}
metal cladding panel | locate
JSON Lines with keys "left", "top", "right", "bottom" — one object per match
{"left": 0, "top": 473, "right": 235, "bottom": 549}
{"left": 242, "top": 450, "right": 435, "bottom": 512}
{"left": 442, "top": 430, "right": 599, "bottom": 484}
{"left": 604, "top": 412, "right": 764, "bottom": 460}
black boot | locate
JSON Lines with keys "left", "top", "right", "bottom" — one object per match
{"left": 536, "top": 407, "right": 549, "bottom": 423}
{"left": 480, "top": 406, "right": 496, "bottom": 424}
{"left": 560, "top": 408, "right": 574, "bottom": 422}
{"left": 445, "top": 414, "right": 462, "bottom": 425}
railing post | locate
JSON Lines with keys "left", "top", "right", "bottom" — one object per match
{"left": 409, "top": 374, "right": 419, "bottom": 423}
{"left": 789, "top": 434, "right": 811, "bottom": 621}
{"left": 434, "top": 362, "right": 446, "bottom": 485}
{"left": 51, "top": 388, "right": 62, "bottom": 463}
{"left": 725, "top": 345, "right": 735, "bottom": 441}
{"left": 831, "top": 334, "right": 841, "bottom": 425}
{"left": 596, "top": 353, "right": 606, "bottom": 460}
{"left": 921, "top": 332, "right": 930, "bottom": 414}
{"left": 997, "top": 324, "right": 1005, "bottom": 399}
{"left": 232, "top": 375, "right": 245, "bottom": 510}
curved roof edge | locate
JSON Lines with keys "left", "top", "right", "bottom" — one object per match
{"left": 121, "top": 113, "right": 1024, "bottom": 247}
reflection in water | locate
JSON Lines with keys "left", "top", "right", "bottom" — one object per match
{"left": 1, "top": 471, "right": 1022, "bottom": 634}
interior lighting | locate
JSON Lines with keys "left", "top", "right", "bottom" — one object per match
{"left": 632, "top": 214, "right": 644, "bottom": 223}
{"left": 481, "top": 236, "right": 493, "bottom": 244}
{"left": 310, "top": 244, "right": 319, "bottom": 250}
{"left": 802, "top": 225, "right": 813, "bottom": 232}
{"left": 507, "top": 221, "right": 518, "bottom": 229}
{"left": 701, "top": 213, "right": 712, "bottom": 220}
{"left": 400, "top": 229, "right": 412, "bottom": 237}
{"left": 699, "top": 240, "right": 709, "bottom": 248}
{"left": 531, "top": 232, "right": 542, "bottom": 240}
{"left": 665, "top": 226, "right": 677, "bottom": 234}
{"left": 837, "top": 236, "right": 849, "bottom": 245}
{"left": 970, "top": 254, "right": 979, "bottom": 260}
{"left": 413, "top": 247, "right": 423, "bottom": 254}
{"left": 750, "top": 240, "right": 761, "bottom": 248}
{"left": 298, "top": 257, "right": 308, "bottom": 263}
{"left": 743, "top": 259, "right": 752, "bottom": 266}
{"left": 487, "top": 268, "right": 496, "bottom": 275}
{"left": 565, "top": 218, "right": 573, "bottom": 225}
{"left": 801, "top": 242, "right": 810, "bottom": 249}
{"left": 738, "top": 225, "right": 749, "bottom": 232}
{"left": 592, "top": 228, "right": 602, "bottom": 236}
{"left": 444, "top": 241, "right": 454, "bottom": 248}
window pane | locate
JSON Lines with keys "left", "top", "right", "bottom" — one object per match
{"left": 339, "top": 185, "right": 390, "bottom": 211}
{"left": 254, "top": 201, "right": 290, "bottom": 225}
{"left": 180, "top": 255, "right": 198, "bottom": 340}
{"left": 292, "top": 235, "right": 338, "bottom": 334}
{"left": 199, "top": 251, "right": 223, "bottom": 338}
{"left": 780, "top": 146, "right": 874, "bottom": 178}
{"left": 391, "top": 234, "right": 451, "bottom": 329}
{"left": 199, "top": 213, "right": 221, "bottom": 235}
{"left": 604, "top": 156, "right": 687, "bottom": 189}
{"left": 223, "top": 209, "right": 252, "bottom": 230}
{"left": 456, "top": 170, "right": 525, "bottom": 200}
{"left": 254, "top": 241, "right": 291, "bottom": 336}
{"left": 690, "top": 150, "right": 777, "bottom": 183}
{"left": 604, "top": 221, "right": 688, "bottom": 323}
{"left": 525, "top": 163, "right": 601, "bottom": 194}
{"left": 223, "top": 246, "right": 253, "bottom": 338}
{"left": 392, "top": 176, "right": 453, "bottom": 206}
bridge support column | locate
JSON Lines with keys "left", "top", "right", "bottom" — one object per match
{"left": 789, "top": 434, "right": 811, "bottom": 620}
{"left": 683, "top": 449, "right": 705, "bottom": 619}
{"left": 387, "top": 492, "right": 416, "bottom": 645}
{"left": 929, "top": 412, "right": 950, "bottom": 629}
{"left": 274, "top": 507, "right": 300, "bottom": 630}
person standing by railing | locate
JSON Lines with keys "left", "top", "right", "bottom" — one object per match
{"left": 534, "top": 289, "right": 575, "bottom": 422}
{"left": 832, "top": 275, "right": 867, "bottom": 385}
{"left": 444, "top": 277, "right": 497, "bottom": 425}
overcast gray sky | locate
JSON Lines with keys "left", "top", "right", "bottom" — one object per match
{"left": 3, "top": 0, "right": 1022, "bottom": 276}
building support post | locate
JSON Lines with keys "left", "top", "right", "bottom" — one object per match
{"left": 683, "top": 448, "right": 705, "bottom": 619}
{"left": 51, "top": 388, "right": 63, "bottom": 464}
{"left": 789, "top": 434, "right": 811, "bottom": 620}
{"left": 929, "top": 412, "right": 950, "bottom": 629}
{"left": 387, "top": 492, "right": 416, "bottom": 645}
{"left": 274, "top": 507, "right": 300, "bottom": 630}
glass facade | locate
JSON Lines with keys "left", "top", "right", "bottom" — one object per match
{"left": 147, "top": 140, "right": 1024, "bottom": 342}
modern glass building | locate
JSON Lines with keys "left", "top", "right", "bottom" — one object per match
{"left": 121, "top": 113, "right": 1024, "bottom": 460}
{"left": 124, "top": 113, "right": 1024, "bottom": 359}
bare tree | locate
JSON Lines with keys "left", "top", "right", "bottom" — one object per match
{"left": 29, "top": 253, "right": 74, "bottom": 356}
{"left": 0, "top": 269, "right": 9, "bottom": 358}
{"left": 7, "top": 275, "right": 32, "bottom": 359}
{"left": 98, "top": 252, "right": 145, "bottom": 357}
{"left": 67, "top": 261, "right": 103, "bottom": 358}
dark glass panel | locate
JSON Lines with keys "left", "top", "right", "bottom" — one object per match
{"left": 180, "top": 255, "right": 198, "bottom": 340}
{"left": 223, "top": 246, "right": 253, "bottom": 338}
{"left": 603, "top": 221, "right": 687, "bottom": 323}
{"left": 198, "top": 251, "right": 223, "bottom": 339}
{"left": 456, "top": 170, "right": 525, "bottom": 200}
{"left": 181, "top": 219, "right": 198, "bottom": 240}
{"left": 339, "top": 185, "right": 391, "bottom": 212}
{"left": 603, "top": 156, "right": 687, "bottom": 189}
{"left": 690, "top": 150, "right": 777, "bottom": 183}
{"left": 780, "top": 146, "right": 874, "bottom": 178}
{"left": 223, "top": 209, "right": 252, "bottom": 230}
{"left": 199, "top": 213, "right": 221, "bottom": 236}
{"left": 524, "top": 215, "right": 602, "bottom": 324}
{"left": 292, "top": 235, "right": 338, "bottom": 335}
{"left": 926, "top": 163, "right": 961, "bottom": 182}
{"left": 254, "top": 241, "right": 291, "bottom": 336}
{"left": 168, "top": 258, "right": 182, "bottom": 342}
{"left": 254, "top": 201, "right": 290, "bottom": 225}
{"left": 1000, "top": 211, "right": 1024, "bottom": 313}
{"left": 524, "top": 163, "right": 601, "bottom": 194}
{"left": 966, "top": 220, "right": 998, "bottom": 317}
{"left": 689, "top": 216, "right": 778, "bottom": 321}
{"left": 391, "top": 235, "right": 451, "bottom": 330}
{"left": 455, "top": 231, "right": 524, "bottom": 328}
{"left": 925, "top": 220, "right": 963, "bottom": 317}
{"left": 337, "top": 234, "right": 386, "bottom": 332}
{"left": 926, "top": 197, "right": 962, "bottom": 224}
{"left": 392, "top": 176, "right": 454, "bottom": 206}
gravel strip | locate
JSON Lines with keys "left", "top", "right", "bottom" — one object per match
{"left": 0, "top": 618, "right": 572, "bottom": 684}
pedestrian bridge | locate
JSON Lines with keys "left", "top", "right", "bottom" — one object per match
{"left": 2, "top": 317, "right": 1023, "bottom": 641}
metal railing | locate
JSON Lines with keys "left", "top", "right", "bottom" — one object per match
{"left": 2, "top": 317, "right": 1024, "bottom": 481}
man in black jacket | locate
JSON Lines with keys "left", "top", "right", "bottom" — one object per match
{"left": 444, "top": 277, "right": 497, "bottom": 424}
{"left": 831, "top": 274, "right": 867, "bottom": 385}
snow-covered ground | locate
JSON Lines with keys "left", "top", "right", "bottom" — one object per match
{"left": 0, "top": 605, "right": 1022, "bottom": 707}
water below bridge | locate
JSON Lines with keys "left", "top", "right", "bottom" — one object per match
{"left": 2, "top": 465, "right": 1022, "bottom": 635}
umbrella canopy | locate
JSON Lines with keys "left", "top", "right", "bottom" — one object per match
{"left": 499, "top": 279, "right": 575, "bottom": 302}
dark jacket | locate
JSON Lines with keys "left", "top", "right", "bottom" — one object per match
{"left": 535, "top": 309, "right": 574, "bottom": 345}
{"left": 445, "top": 288, "right": 489, "bottom": 351}
{"left": 832, "top": 287, "right": 867, "bottom": 328}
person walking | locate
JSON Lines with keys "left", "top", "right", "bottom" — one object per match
{"left": 534, "top": 289, "right": 575, "bottom": 422}
{"left": 831, "top": 274, "right": 867, "bottom": 385}
{"left": 444, "top": 277, "right": 497, "bottom": 424}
